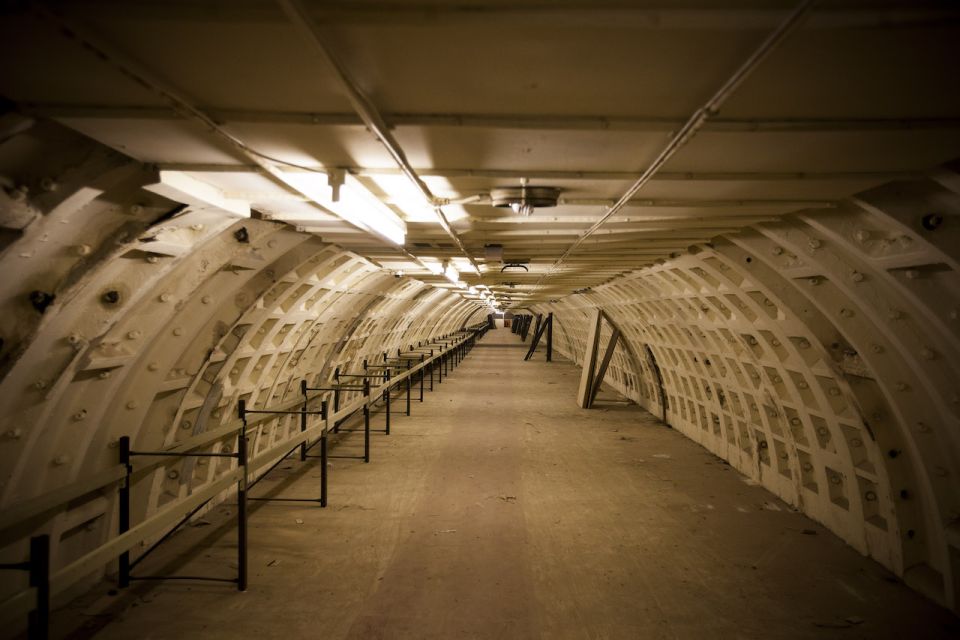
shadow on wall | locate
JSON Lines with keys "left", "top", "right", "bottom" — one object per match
{"left": 533, "top": 177, "right": 960, "bottom": 614}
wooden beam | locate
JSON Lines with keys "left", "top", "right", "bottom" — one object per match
{"left": 576, "top": 309, "right": 603, "bottom": 408}
{"left": 589, "top": 329, "right": 621, "bottom": 407}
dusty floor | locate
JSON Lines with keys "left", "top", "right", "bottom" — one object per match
{"left": 56, "top": 328, "right": 958, "bottom": 639}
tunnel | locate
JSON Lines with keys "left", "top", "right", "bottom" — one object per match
{"left": 1, "top": 1, "right": 959, "bottom": 638}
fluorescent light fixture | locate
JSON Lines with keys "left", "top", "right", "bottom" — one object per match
{"left": 468, "top": 286, "right": 478, "bottom": 295}
{"left": 451, "top": 257, "right": 479, "bottom": 275}
{"left": 278, "top": 170, "right": 406, "bottom": 245}
{"left": 443, "top": 262, "right": 460, "bottom": 284}
{"left": 368, "top": 174, "right": 469, "bottom": 223}
{"left": 424, "top": 261, "right": 444, "bottom": 275}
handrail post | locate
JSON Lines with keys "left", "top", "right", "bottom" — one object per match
{"left": 419, "top": 354, "right": 425, "bottom": 402}
{"left": 299, "top": 379, "right": 308, "bottom": 462}
{"left": 320, "top": 400, "right": 328, "bottom": 507}
{"left": 384, "top": 370, "right": 391, "bottom": 435}
{"left": 27, "top": 534, "right": 49, "bottom": 640}
{"left": 405, "top": 361, "right": 411, "bottom": 416}
{"left": 236, "top": 400, "right": 249, "bottom": 592}
{"left": 429, "top": 349, "right": 435, "bottom": 391}
{"left": 363, "top": 379, "right": 371, "bottom": 463}
{"left": 118, "top": 436, "right": 131, "bottom": 589}
{"left": 546, "top": 312, "right": 553, "bottom": 362}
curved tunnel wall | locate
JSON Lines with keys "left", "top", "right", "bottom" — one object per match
{"left": 530, "top": 175, "right": 960, "bottom": 610}
{"left": 0, "top": 120, "right": 483, "bottom": 595}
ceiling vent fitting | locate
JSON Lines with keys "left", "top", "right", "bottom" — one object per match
{"left": 490, "top": 184, "right": 560, "bottom": 216}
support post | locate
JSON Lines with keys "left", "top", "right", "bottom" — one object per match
{"left": 589, "top": 328, "right": 621, "bottom": 407}
{"left": 419, "top": 355, "right": 425, "bottom": 401}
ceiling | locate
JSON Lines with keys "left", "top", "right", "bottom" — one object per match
{"left": 2, "top": 0, "right": 959, "bottom": 308}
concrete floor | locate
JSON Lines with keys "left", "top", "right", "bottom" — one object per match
{"left": 58, "top": 328, "right": 958, "bottom": 639}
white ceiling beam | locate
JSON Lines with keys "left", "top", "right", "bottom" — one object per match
{"left": 26, "top": 105, "right": 960, "bottom": 134}
{"left": 45, "top": 3, "right": 960, "bottom": 30}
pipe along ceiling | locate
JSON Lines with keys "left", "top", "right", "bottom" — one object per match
{"left": 0, "top": 0, "right": 959, "bottom": 623}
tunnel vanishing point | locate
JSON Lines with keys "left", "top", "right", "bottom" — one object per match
{"left": 1, "top": 1, "right": 960, "bottom": 638}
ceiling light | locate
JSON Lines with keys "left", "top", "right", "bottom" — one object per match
{"left": 491, "top": 184, "right": 560, "bottom": 217}
{"left": 278, "top": 170, "right": 406, "bottom": 245}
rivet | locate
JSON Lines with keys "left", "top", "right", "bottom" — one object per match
{"left": 905, "top": 269, "right": 920, "bottom": 280}
{"left": 53, "top": 455, "right": 70, "bottom": 466}
{"left": 67, "top": 333, "right": 83, "bottom": 345}
{"left": 829, "top": 388, "right": 841, "bottom": 396}
{"left": 854, "top": 229, "right": 871, "bottom": 243}
{"left": 916, "top": 422, "right": 930, "bottom": 433}
{"left": 98, "top": 370, "right": 111, "bottom": 379}
{"left": 864, "top": 491, "right": 877, "bottom": 502}
{"left": 798, "top": 381, "right": 809, "bottom": 389}
{"left": 181, "top": 420, "right": 192, "bottom": 430}
{"left": 129, "top": 204, "right": 143, "bottom": 215}
{"left": 146, "top": 255, "right": 159, "bottom": 264}
{"left": 72, "top": 409, "right": 87, "bottom": 421}
{"left": 851, "top": 438, "right": 862, "bottom": 447}
{"left": 74, "top": 244, "right": 92, "bottom": 256}
{"left": 33, "top": 380, "right": 47, "bottom": 390}
{"left": 818, "top": 427, "right": 829, "bottom": 436}
{"left": 808, "top": 238, "right": 821, "bottom": 250}
{"left": 201, "top": 295, "right": 212, "bottom": 304}
{"left": 191, "top": 223, "right": 205, "bottom": 231}
{"left": 773, "top": 375, "right": 782, "bottom": 384}
{"left": 40, "top": 177, "right": 58, "bottom": 192}
{"left": 871, "top": 343, "right": 884, "bottom": 354}
{"left": 802, "top": 462, "right": 813, "bottom": 471}
{"left": 771, "top": 246, "right": 783, "bottom": 256}
{"left": 888, "top": 309, "right": 903, "bottom": 320}
{"left": 167, "top": 470, "right": 179, "bottom": 480}
{"left": 126, "top": 401, "right": 137, "bottom": 410}
{"left": 147, "top": 362, "right": 160, "bottom": 371}
{"left": 779, "top": 452, "right": 788, "bottom": 459}
{"left": 126, "top": 330, "right": 141, "bottom": 340}
{"left": 790, "top": 417, "right": 801, "bottom": 426}
{"left": 267, "top": 240, "right": 278, "bottom": 249}
{"left": 797, "top": 338, "right": 810, "bottom": 349}
{"left": 897, "top": 235, "right": 912, "bottom": 247}
{"left": 771, "top": 338, "right": 780, "bottom": 347}
{"left": 5, "top": 428, "right": 23, "bottom": 440}
{"left": 809, "top": 277, "right": 821, "bottom": 286}
{"left": 159, "top": 293, "right": 172, "bottom": 302}
{"left": 851, "top": 271, "right": 864, "bottom": 283}
{"left": 920, "top": 347, "right": 936, "bottom": 360}
{"left": 896, "top": 381, "right": 909, "bottom": 391}
{"left": 173, "top": 327, "right": 183, "bottom": 336}
{"left": 840, "top": 308, "right": 854, "bottom": 318}
{"left": 830, "top": 475, "right": 841, "bottom": 485}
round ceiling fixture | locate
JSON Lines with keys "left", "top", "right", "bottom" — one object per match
{"left": 490, "top": 185, "right": 561, "bottom": 216}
